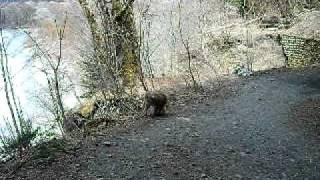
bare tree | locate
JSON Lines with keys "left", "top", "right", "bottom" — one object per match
{"left": 0, "top": 9, "right": 38, "bottom": 157}
{"left": 78, "top": 0, "right": 139, "bottom": 95}
{"left": 26, "top": 16, "right": 68, "bottom": 135}
{"left": 177, "top": 0, "right": 200, "bottom": 91}
{"left": 136, "top": 0, "right": 162, "bottom": 91}
{"left": 76, "top": 0, "right": 143, "bottom": 121}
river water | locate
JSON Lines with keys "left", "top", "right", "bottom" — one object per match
{"left": 0, "top": 29, "right": 78, "bottom": 131}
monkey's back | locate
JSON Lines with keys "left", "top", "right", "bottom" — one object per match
{"left": 145, "top": 91, "right": 167, "bottom": 106}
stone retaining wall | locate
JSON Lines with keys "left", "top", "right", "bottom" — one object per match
{"left": 280, "top": 35, "right": 320, "bottom": 67}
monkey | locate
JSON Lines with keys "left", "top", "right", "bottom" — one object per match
{"left": 144, "top": 91, "right": 168, "bottom": 116}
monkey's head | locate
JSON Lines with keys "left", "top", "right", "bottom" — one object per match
{"left": 144, "top": 91, "right": 168, "bottom": 116}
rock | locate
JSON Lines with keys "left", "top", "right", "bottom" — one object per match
{"left": 151, "top": 163, "right": 161, "bottom": 169}
{"left": 195, "top": 151, "right": 201, "bottom": 156}
{"left": 245, "top": 149, "right": 251, "bottom": 154}
{"left": 232, "top": 122, "right": 239, "bottom": 126}
{"left": 103, "top": 141, "right": 112, "bottom": 147}
{"left": 227, "top": 146, "right": 236, "bottom": 153}
{"left": 192, "top": 132, "right": 200, "bottom": 137}
{"left": 240, "top": 152, "right": 247, "bottom": 157}
{"left": 201, "top": 173, "right": 208, "bottom": 178}
{"left": 88, "top": 156, "right": 96, "bottom": 160}
{"left": 282, "top": 172, "right": 288, "bottom": 179}
{"left": 235, "top": 174, "right": 243, "bottom": 179}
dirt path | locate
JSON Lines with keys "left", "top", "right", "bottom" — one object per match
{"left": 12, "top": 68, "right": 320, "bottom": 180}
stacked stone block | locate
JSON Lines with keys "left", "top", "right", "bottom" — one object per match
{"left": 280, "top": 35, "right": 320, "bottom": 67}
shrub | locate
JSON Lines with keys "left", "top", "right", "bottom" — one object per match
{"left": 0, "top": 119, "right": 39, "bottom": 161}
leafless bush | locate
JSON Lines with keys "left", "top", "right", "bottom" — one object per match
{"left": 26, "top": 15, "right": 69, "bottom": 135}
{"left": 0, "top": 10, "right": 39, "bottom": 159}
